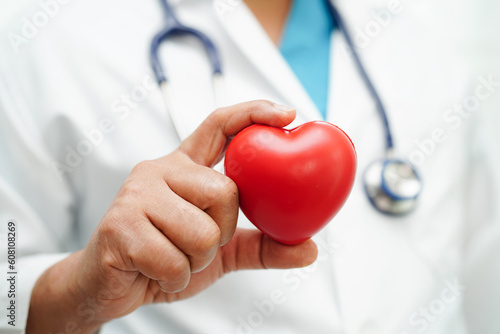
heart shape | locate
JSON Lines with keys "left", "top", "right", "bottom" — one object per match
{"left": 224, "top": 121, "right": 357, "bottom": 245}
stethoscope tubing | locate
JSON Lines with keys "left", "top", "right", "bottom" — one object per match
{"left": 327, "top": 3, "right": 394, "bottom": 151}
{"left": 150, "top": 0, "right": 422, "bottom": 215}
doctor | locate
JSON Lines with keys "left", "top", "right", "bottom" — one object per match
{"left": 1, "top": 0, "right": 499, "bottom": 333}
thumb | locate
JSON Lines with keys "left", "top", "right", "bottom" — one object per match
{"left": 179, "top": 100, "right": 296, "bottom": 167}
{"left": 221, "top": 229, "right": 318, "bottom": 272}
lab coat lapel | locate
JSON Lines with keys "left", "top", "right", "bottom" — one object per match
{"left": 212, "top": 0, "right": 322, "bottom": 122}
{"left": 326, "top": 0, "right": 388, "bottom": 125}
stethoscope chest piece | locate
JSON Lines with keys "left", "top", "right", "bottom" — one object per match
{"left": 363, "top": 159, "right": 422, "bottom": 215}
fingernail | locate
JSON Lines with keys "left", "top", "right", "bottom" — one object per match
{"left": 273, "top": 103, "right": 295, "bottom": 113}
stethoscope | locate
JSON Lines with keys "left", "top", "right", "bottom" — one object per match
{"left": 150, "top": 0, "right": 423, "bottom": 215}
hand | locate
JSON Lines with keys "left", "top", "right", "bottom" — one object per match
{"left": 27, "top": 101, "right": 318, "bottom": 333}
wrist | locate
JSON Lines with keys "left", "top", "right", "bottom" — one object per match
{"left": 27, "top": 250, "right": 105, "bottom": 333}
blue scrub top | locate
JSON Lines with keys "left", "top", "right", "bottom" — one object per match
{"left": 280, "top": 0, "right": 334, "bottom": 119}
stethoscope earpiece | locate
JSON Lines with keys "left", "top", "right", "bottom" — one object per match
{"left": 363, "top": 159, "right": 422, "bottom": 215}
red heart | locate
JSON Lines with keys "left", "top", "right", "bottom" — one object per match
{"left": 224, "top": 121, "right": 357, "bottom": 245}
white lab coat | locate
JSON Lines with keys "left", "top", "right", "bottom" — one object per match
{"left": 0, "top": 0, "right": 499, "bottom": 333}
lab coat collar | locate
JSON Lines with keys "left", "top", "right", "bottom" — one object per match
{"left": 211, "top": 0, "right": 383, "bottom": 124}
{"left": 212, "top": 0, "right": 322, "bottom": 123}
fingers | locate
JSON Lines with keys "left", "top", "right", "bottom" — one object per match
{"left": 180, "top": 100, "right": 296, "bottom": 167}
{"left": 123, "top": 221, "right": 191, "bottom": 293}
{"left": 160, "top": 152, "right": 239, "bottom": 245}
{"left": 221, "top": 229, "right": 318, "bottom": 272}
{"left": 127, "top": 161, "right": 223, "bottom": 273}
{"left": 143, "top": 184, "right": 221, "bottom": 273}
{"left": 106, "top": 101, "right": 298, "bottom": 298}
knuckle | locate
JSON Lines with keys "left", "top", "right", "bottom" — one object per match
{"left": 119, "top": 178, "right": 146, "bottom": 198}
{"left": 206, "top": 100, "right": 272, "bottom": 129}
{"left": 216, "top": 178, "right": 239, "bottom": 203}
{"left": 200, "top": 175, "right": 220, "bottom": 203}
{"left": 246, "top": 100, "right": 271, "bottom": 113}
{"left": 202, "top": 174, "right": 238, "bottom": 205}
{"left": 95, "top": 219, "right": 134, "bottom": 270}
{"left": 98, "top": 216, "right": 122, "bottom": 242}
{"left": 168, "top": 256, "right": 190, "bottom": 281}
{"left": 99, "top": 250, "right": 120, "bottom": 277}
{"left": 205, "top": 108, "right": 226, "bottom": 131}
{"left": 209, "top": 107, "right": 226, "bottom": 120}
{"left": 131, "top": 160, "right": 160, "bottom": 175}
{"left": 192, "top": 222, "right": 221, "bottom": 256}
{"left": 99, "top": 251, "right": 120, "bottom": 273}
{"left": 125, "top": 240, "right": 145, "bottom": 264}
